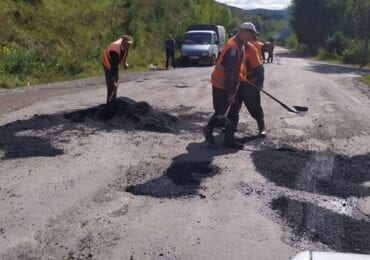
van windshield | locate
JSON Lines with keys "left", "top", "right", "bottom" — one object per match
{"left": 184, "top": 33, "right": 212, "bottom": 45}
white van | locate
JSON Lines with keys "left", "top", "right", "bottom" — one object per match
{"left": 180, "top": 24, "right": 225, "bottom": 66}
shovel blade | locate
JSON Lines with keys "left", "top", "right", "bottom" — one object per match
{"left": 290, "top": 106, "right": 308, "bottom": 116}
{"left": 213, "top": 115, "right": 231, "bottom": 127}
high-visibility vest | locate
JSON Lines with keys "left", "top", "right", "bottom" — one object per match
{"left": 211, "top": 38, "right": 246, "bottom": 90}
{"left": 251, "top": 40, "right": 264, "bottom": 58}
{"left": 102, "top": 38, "right": 128, "bottom": 71}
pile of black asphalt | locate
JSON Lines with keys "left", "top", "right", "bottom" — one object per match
{"left": 64, "top": 97, "right": 178, "bottom": 133}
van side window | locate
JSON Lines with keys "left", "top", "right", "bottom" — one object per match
{"left": 213, "top": 34, "right": 218, "bottom": 44}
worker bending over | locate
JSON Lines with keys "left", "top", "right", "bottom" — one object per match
{"left": 102, "top": 35, "right": 133, "bottom": 103}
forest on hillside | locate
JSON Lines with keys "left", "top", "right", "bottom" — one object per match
{"left": 0, "top": 0, "right": 287, "bottom": 88}
{"left": 289, "top": 0, "right": 369, "bottom": 66}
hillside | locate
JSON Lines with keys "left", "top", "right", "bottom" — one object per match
{"left": 0, "top": 0, "right": 232, "bottom": 88}
{"left": 228, "top": 6, "right": 291, "bottom": 42}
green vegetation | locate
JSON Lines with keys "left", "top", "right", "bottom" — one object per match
{"left": 227, "top": 7, "right": 290, "bottom": 43}
{"left": 0, "top": 0, "right": 233, "bottom": 88}
{"left": 360, "top": 74, "right": 370, "bottom": 86}
{"left": 289, "top": 0, "right": 370, "bottom": 66}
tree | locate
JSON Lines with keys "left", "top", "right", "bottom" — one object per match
{"left": 345, "top": 0, "right": 369, "bottom": 65}
{"left": 290, "top": 0, "right": 334, "bottom": 53}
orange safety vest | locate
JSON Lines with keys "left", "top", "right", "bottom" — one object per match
{"left": 251, "top": 40, "right": 264, "bottom": 59}
{"left": 245, "top": 42, "right": 262, "bottom": 84}
{"left": 102, "top": 38, "right": 128, "bottom": 71}
{"left": 211, "top": 38, "right": 246, "bottom": 90}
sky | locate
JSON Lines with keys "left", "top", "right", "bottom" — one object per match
{"left": 214, "top": 0, "right": 292, "bottom": 10}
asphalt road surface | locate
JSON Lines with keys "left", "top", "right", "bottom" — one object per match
{"left": 1, "top": 47, "right": 370, "bottom": 259}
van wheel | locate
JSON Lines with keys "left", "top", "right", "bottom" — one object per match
{"left": 210, "top": 54, "right": 216, "bottom": 66}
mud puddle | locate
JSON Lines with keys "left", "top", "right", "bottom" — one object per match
{"left": 271, "top": 196, "right": 370, "bottom": 254}
{"left": 64, "top": 97, "right": 177, "bottom": 133}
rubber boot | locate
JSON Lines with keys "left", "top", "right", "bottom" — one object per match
{"left": 223, "top": 128, "right": 243, "bottom": 150}
{"left": 203, "top": 125, "right": 215, "bottom": 145}
{"left": 257, "top": 119, "right": 266, "bottom": 138}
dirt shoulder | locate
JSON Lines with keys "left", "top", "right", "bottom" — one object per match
{"left": 0, "top": 71, "right": 154, "bottom": 115}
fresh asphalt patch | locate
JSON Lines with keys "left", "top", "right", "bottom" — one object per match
{"left": 271, "top": 196, "right": 370, "bottom": 254}
{"left": 251, "top": 146, "right": 370, "bottom": 198}
{"left": 125, "top": 161, "right": 219, "bottom": 198}
{"left": 64, "top": 97, "right": 178, "bottom": 133}
{"left": 0, "top": 97, "right": 180, "bottom": 159}
{"left": 0, "top": 114, "right": 67, "bottom": 159}
{"left": 245, "top": 144, "right": 370, "bottom": 253}
{"left": 124, "top": 141, "right": 239, "bottom": 198}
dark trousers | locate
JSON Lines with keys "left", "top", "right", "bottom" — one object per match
{"left": 206, "top": 87, "right": 240, "bottom": 134}
{"left": 104, "top": 68, "right": 118, "bottom": 103}
{"left": 235, "top": 82, "right": 265, "bottom": 130}
{"left": 166, "top": 49, "right": 175, "bottom": 69}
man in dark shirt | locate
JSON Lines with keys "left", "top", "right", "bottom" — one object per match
{"left": 165, "top": 34, "right": 176, "bottom": 69}
{"left": 102, "top": 35, "right": 133, "bottom": 103}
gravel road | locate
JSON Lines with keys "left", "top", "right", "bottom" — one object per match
{"left": 1, "top": 47, "right": 370, "bottom": 259}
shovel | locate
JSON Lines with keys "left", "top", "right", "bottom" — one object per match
{"left": 246, "top": 80, "right": 308, "bottom": 116}
{"left": 107, "top": 80, "right": 118, "bottom": 103}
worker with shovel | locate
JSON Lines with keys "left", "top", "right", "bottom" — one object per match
{"left": 237, "top": 23, "right": 267, "bottom": 138}
{"left": 203, "top": 23, "right": 250, "bottom": 150}
{"left": 102, "top": 35, "right": 133, "bottom": 103}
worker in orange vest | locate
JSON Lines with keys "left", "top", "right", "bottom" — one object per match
{"left": 250, "top": 35, "right": 264, "bottom": 62}
{"left": 237, "top": 24, "right": 266, "bottom": 138}
{"left": 101, "top": 35, "right": 133, "bottom": 103}
{"left": 203, "top": 23, "right": 251, "bottom": 149}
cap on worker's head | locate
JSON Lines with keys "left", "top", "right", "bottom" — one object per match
{"left": 122, "top": 35, "right": 133, "bottom": 45}
{"left": 240, "top": 22, "right": 258, "bottom": 34}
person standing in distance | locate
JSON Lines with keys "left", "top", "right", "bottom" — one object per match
{"left": 165, "top": 34, "right": 176, "bottom": 69}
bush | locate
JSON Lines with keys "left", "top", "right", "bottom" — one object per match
{"left": 296, "top": 43, "right": 309, "bottom": 53}
{"left": 316, "top": 47, "right": 342, "bottom": 61}
{"left": 324, "top": 32, "right": 347, "bottom": 55}
{"left": 343, "top": 40, "right": 363, "bottom": 64}
{"left": 285, "top": 34, "right": 298, "bottom": 49}
{"left": 0, "top": 74, "right": 15, "bottom": 89}
{"left": 56, "top": 51, "right": 87, "bottom": 75}
{"left": 0, "top": 43, "right": 40, "bottom": 75}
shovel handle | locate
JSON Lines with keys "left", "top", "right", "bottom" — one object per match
{"left": 108, "top": 80, "right": 118, "bottom": 103}
{"left": 245, "top": 80, "right": 297, "bottom": 113}
{"left": 260, "top": 89, "right": 297, "bottom": 113}
{"left": 224, "top": 81, "right": 241, "bottom": 117}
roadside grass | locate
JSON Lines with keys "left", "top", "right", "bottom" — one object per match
{"left": 360, "top": 74, "right": 370, "bottom": 87}
{"left": 0, "top": 0, "right": 184, "bottom": 89}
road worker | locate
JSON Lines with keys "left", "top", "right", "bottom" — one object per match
{"left": 101, "top": 35, "right": 133, "bottom": 103}
{"left": 250, "top": 35, "right": 264, "bottom": 62}
{"left": 236, "top": 23, "right": 266, "bottom": 137}
{"left": 203, "top": 23, "right": 251, "bottom": 150}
